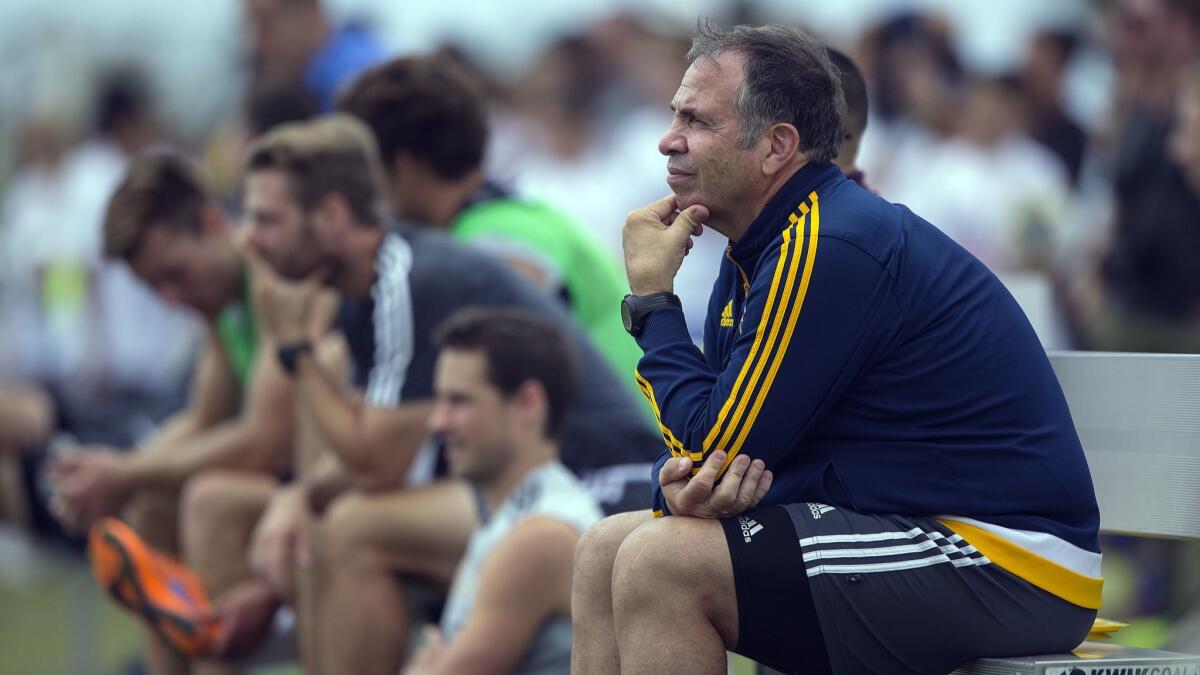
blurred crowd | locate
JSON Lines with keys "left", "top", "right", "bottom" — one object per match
{"left": 1, "top": 0, "right": 1199, "bottom": 669}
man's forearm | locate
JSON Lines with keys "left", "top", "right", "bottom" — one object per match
{"left": 294, "top": 352, "right": 369, "bottom": 466}
{"left": 293, "top": 352, "right": 429, "bottom": 486}
{"left": 125, "top": 417, "right": 287, "bottom": 490}
{"left": 131, "top": 412, "right": 204, "bottom": 461}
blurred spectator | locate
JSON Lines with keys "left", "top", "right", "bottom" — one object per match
{"left": 858, "top": 15, "right": 1075, "bottom": 347}
{"left": 243, "top": 0, "right": 386, "bottom": 112}
{"left": 1024, "top": 29, "right": 1088, "bottom": 185}
{"left": 1108, "top": 0, "right": 1200, "bottom": 120}
{"left": 503, "top": 22, "right": 724, "bottom": 344}
{"left": 1086, "top": 0, "right": 1200, "bottom": 353}
{"left": 858, "top": 13, "right": 964, "bottom": 202}
{"left": 246, "top": 78, "right": 321, "bottom": 139}
{"left": 202, "top": 77, "right": 321, "bottom": 201}
{"left": 0, "top": 69, "right": 198, "bottom": 429}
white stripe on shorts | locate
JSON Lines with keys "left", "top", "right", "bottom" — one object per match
{"left": 805, "top": 551, "right": 991, "bottom": 577}
{"left": 801, "top": 539, "right": 980, "bottom": 563}
{"left": 798, "top": 527, "right": 925, "bottom": 547}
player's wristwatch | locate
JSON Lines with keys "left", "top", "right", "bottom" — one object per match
{"left": 276, "top": 340, "right": 314, "bottom": 375}
{"left": 621, "top": 292, "right": 682, "bottom": 338}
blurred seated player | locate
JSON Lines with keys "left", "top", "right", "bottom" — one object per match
{"left": 337, "top": 55, "right": 644, "bottom": 404}
{"left": 90, "top": 115, "right": 660, "bottom": 675}
{"left": 827, "top": 47, "right": 870, "bottom": 187}
{"left": 400, "top": 307, "right": 601, "bottom": 675}
{"left": 240, "top": 114, "right": 659, "bottom": 675}
{"left": 61, "top": 153, "right": 321, "bottom": 674}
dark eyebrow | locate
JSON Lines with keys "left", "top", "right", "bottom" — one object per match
{"left": 670, "top": 103, "right": 701, "bottom": 121}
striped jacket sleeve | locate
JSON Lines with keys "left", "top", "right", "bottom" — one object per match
{"left": 635, "top": 198, "right": 898, "bottom": 516}
{"left": 365, "top": 233, "right": 416, "bottom": 408}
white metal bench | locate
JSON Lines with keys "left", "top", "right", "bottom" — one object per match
{"left": 951, "top": 351, "right": 1200, "bottom": 675}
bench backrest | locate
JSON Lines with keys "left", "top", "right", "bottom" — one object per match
{"left": 1050, "top": 351, "right": 1200, "bottom": 540}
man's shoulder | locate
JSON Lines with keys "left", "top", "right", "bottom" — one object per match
{"left": 492, "top": 516, "right": 583, "bottom": 570}
{"left": 395, "top": 226, "right": 572, "bottom": 331}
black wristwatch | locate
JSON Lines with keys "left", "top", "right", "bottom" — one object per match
{"left": 621, "top": 292, "right": 682, "bottom": 338}
{"left": 276, "top": 340, "right": 314, "bottom": 375}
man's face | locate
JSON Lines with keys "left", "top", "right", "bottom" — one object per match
{"left": 129, "top": 225, "right": 229, "bottom": 320}
{"left": 243, "top": 169, "right": 326, "bottom": 281}
{"left": 429, "top": 349, "right": 517, "bottom": 486}
{"left": 659, "top": 51, "right": 761, "bottom": 221}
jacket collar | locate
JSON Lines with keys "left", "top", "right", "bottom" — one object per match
{"left": 728, "top": 161, "right": 842, "bottom": 264}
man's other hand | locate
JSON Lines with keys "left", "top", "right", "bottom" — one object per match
{"left": 236, "top": 231, "right": 323, "bottom": 343}
{"left": 660, "top": 450, "right": 772, "bottom": 518}
{"left": 48, "top": 449, "right": 132, "bottom": 531}
{"left": 249, "top": 485, "right": 312, "bottom": 598}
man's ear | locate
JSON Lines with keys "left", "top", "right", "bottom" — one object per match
{"left": 315, "top": 192, "right": 354, "bottom": 229}
{"left": 513, "top": 379, "right": 549, "bottom": 428}
{"left": 199, "top": 202, "right": 225, "bottom": 237}
{"left": 761, "top": 122, "right": 802, "bottom": 176}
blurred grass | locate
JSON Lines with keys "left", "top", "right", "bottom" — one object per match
{"left": 0, "top": 537, "right": 302, "bottom": 675}
{"left": 0, "top": 542, "right": 142, "bottom": 675}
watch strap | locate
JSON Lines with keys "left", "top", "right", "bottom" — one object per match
{"left": 277, "top": 340, "right": 314, "bottom": 375}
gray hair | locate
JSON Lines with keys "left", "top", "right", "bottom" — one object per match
{"left": 688, "top": 20, "right": 846, "bottom": 163}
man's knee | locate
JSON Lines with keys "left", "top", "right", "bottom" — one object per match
{"left": 182, "top": 471, "right": 248, "bottom": 527}
{"left": 611, "top": 518, "right": 680, "bottom": 601}
{"left": 611, "top": 516, "right": 732, "bottom": 621}
{"left": 317, "top": 492, "right": 377, "bottom": 566}
{"left": 182, "top": 470, "right": 275, "bottom": 534}
{"left": 573, "top": 510, "right": 653, "bottom": 588}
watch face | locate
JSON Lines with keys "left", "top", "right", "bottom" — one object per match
{"left": 621, "top": 297, "right": 635, "bottom": 332}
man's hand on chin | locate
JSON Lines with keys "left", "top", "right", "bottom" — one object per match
{"left": 622, "top": 195, "right": 709, "bottom": 296}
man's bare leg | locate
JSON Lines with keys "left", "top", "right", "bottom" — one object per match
{"left": 0, "top": 454, "right": 29, "bottom": 526}
{"left": 124, "top": 489, "right": 189, "bottom": 675}
{"left": 611, "top": 516, "right": 738, "bottom": 675}
{"left": 180, "top": 470, "right": 277, "bottom": 675}
{"left": 0, "top": 385, "right": 53, "bottom": 526}
{"left": 569, "top": 510, "right": 654, "bottom": 675}
{"left": 315, "top": 482, "right": 478, "bottom": 675}
{"left": 292, "top": 334, "right": 348, "bottom": 675}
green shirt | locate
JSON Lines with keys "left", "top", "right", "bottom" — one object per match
{"left": 452, "top": 197, "right": 645, "bottom": 406}
{"left": 214, "top": 276, "right": 258, "bottom": 396}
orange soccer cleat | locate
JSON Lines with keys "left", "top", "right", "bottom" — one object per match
{"left": 88, "top": 517, "right": 225, "bottom": 657}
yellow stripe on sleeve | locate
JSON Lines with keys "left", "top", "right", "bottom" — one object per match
{"left": 636, "top": 370, "right": 700, "bottom": 461}
{"left": 701, "top": 201, "right": 809, "bottom": 456}
{"left": 721, "top": 193, "right": 822, "bottom": 471}
{"left": 710, "top": 221, "right": 805, "bottom": 461}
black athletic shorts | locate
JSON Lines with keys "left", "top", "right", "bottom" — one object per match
{"left": 720, "top": 503, "right": 1096, "bottom": 675}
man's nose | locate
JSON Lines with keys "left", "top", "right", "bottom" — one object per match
{"left": 157, "top": 284, "right": 184, "bottom": 307}
{"left": 659, "top": 125, "right": 687, "bottom": 156}
{"left": 428, "top": 403, "right": 450, "bottom": 434}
